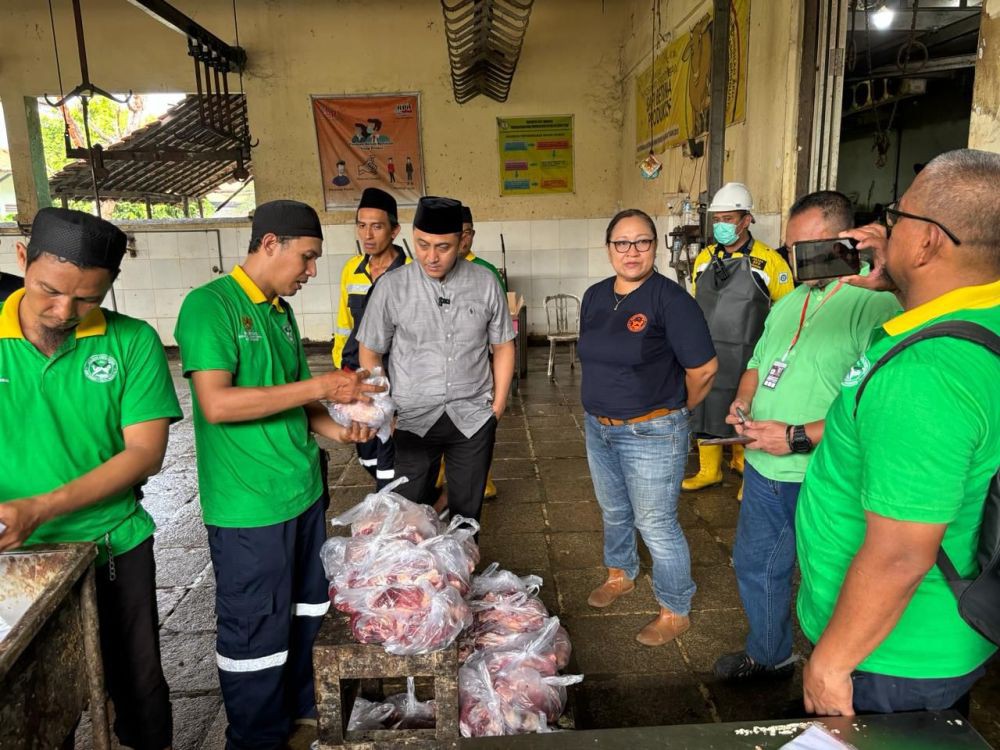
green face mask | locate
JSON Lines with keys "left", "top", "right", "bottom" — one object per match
{"left": 713, "top": 221, "right": 740, "bottom": 246}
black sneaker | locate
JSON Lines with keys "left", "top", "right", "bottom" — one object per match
{"left": 713, "top": 651, "right": 796, "bottom": 682}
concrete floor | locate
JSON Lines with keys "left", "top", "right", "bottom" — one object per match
{"left": 78, "top": 346, "right": 1000, "bottom": 749}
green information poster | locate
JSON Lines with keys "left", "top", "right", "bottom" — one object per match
{"left": 497, "top": 116, "right": 574, "bottom": 196}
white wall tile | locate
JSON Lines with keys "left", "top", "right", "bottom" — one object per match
{"left": 117, "top": 258, "right": 152, "bottom": 290}
{"left": 123, "top": 290, "right": 157, "bottom": 319}
{"left": 299, "top": 283, "right": 334, "bottom": 314}
{"left": 471, "top": 221, "right": 502, "bottom": 253}
{"left": 218, "top": 227, "right": 242, "bottom": 259}
{"left": 558, "top": 219, "right": 588, "bottom": 250}
{"left": 146, "top": 232, "right": 179, "bottom": 259}
{"left": 503, "top": 249, "right": 530, "bottom": 276}
{"left": 753, "top": 213, "right": 782, "bottom": 249}
{"left": 530, "top": 249, "right": 560, "bottom": 277}
{"left": 154, "top": 288, "right": 187, "bottom": 319}
{"left": 500, "top": 221, "right": 531, "bottom": 252}
{"left": 558, "top": 247, "right": 588, "bottom": 277}
{"left": 301, "top": 312, "right": 335, "bottom": 342}
{"left": 588, "top": 247, "right": 611, "bottom": 277}
{"left": 177, "top": 231, "right": 212, "bottom": 260}
{"left": 149, "top": 259, "right": 182, "bottom": 289}
{"left": 323, "top": 252, "right": 355, "bottom": 287}
{"left": 587, "top": 218, "right": 609, "bottom": 248}
{"left": 323, "top": 224, "right": 357, "bottom": 253}
{"left": 530, "top": 220, "right": 560, "bottom": 250}
{"left": 180, "top": 260, "right": 216, "bottom": 289}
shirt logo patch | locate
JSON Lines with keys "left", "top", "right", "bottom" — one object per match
{"left": 778, "top": 272, "right": 789, "bottom": 284}
{"left": 842, "top": 354, "right": 871, "bottom": 387}
{"left": 626, "top": 313, "right": 648, "bottom": 333}
{"left": 239, "top": 315, "right": 262, "bottom": 343}
{"left": 749, "top": 256, "right": 767, "bottom": 271}
{"left": 282, "top": 322, "right": 295, "bottom": 343}
{"left": 84, "top": 354, "right": 119, "bottom": 383}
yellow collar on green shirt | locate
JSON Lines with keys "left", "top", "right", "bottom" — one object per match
{"left": 883, "top": 278, "right": 1000, "bottom": 336}
{"left": 0, "top": 287, "right": 107, "bottom": 340}
{"left": 465, "top": 251, "right": 478, "bottom": 262}
{"left": 231, "top": 265, "right": 283, "bottom": 312}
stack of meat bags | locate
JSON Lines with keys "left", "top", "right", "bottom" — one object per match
{"left": 457, "top": 563, "right": 582, "bottom": 736}
{"left": 320, "top": 479, "right": 478, "bottom": 656}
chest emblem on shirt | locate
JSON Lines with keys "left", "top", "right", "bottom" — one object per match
{"left": 84, "top": 354, "right": 119, "bottom": 383}
{"left": 239, "top": 315, "right": 262, "bottom": 343}
{"left": 626, "top": 313, "right": 648, "bottom": 333}
{"left": 282, "top": 322, "right": 295, "bottom": 343}
{"left": 749, "top": 256, "right": 767, "bottom": 271}
{"left": 842, "top": 354, "right": 872, "bottom": 387}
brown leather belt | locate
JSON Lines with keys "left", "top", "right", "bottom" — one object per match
{"left": 595, "top": 407, "right": 676, "bottom": 426}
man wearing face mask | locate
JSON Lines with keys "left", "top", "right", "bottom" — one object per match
{"left": 710, "top": 191, "right": 899, "bottom": 682}
{"left": 683, "top": 182, "right": 795, "bottom": 495}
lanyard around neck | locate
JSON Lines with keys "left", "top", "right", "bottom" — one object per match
{"left": 781, "top": 281, "right": 844, "bottom": 360}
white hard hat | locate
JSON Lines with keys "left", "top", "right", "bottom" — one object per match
{"left": 709, "top": 182, "right": 754, "bottom": 212}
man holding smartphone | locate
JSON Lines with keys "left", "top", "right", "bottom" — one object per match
{"left": 712, "top": 191, "right": 899, "bottom": 682}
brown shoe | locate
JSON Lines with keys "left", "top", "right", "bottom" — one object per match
{"left": 635, "top": 607, "right": 690, "bottom": 647}
{"left": 587, "top": 568, "right": 635, "bottom": 608}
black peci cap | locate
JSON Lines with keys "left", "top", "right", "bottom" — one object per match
{"left": 28, "top": 207, "right": 127, "bottom": 271}
{"left": 413, "top": 196, "right": 463, "bottom": 235}
{"left": 358, "top": 188, "right": 398, "bottom": 219}
{"left": 460, "top": 205, "right": 473, "bottom": 225}
{"left": 251, "top": 200, "right": 322, "bottom": 242}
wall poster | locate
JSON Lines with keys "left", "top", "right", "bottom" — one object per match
{"left": 634, "top": 0, "right": 750, "bottom": 159}
{"left": 312, "top": 93, "right": 425, "bottom": 210}
{"left": 497, "top": 116, "right": 574, "bottom": 196}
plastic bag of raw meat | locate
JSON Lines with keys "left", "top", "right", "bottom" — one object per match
{"left": 349, "top": 581, "right": 472, "bottom": 656}
{"left": 385, "top": 677, "right": 437, "bottom": 729}
{"left": 458, "top": 592, "right": 551, "bottom": 661}
{"left": 468, "top": 563, "right": 543, "bottom": 601}
{"left": 328, "top": 366, "right": 396, "bottom": 442}
{"left": 346, "top": 696, "right": 396, "bottom": 731}
{"left": 419, "top": 516, "right": 480, "bottom": 596}
{"left": 345, "top": 677, "right": 436, "bottom": 731}
{"left": 459, "top": 658, "right": 580, "bottom": 736}
{"left": 474, "top": 617, "right": 572, "bottom": 677}
{"left": 333, "top": 540, "right": 451, "bottom": 615}
{"left": 331, "top": 478, "right": 441, "bottom": 542}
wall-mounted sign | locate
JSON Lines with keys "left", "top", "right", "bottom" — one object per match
{"left": 497, "top": 115, "right": 574, "bottom": 196}
{"left": 312, "top": 94, "right": 425, "bottom": 210}
{"left": 635, "top": 0, "right": 750, "bottom": 159}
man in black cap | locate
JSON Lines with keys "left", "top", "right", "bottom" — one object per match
{"left": 358, "top": 196, "right": 516, "bottom": 522}
{"left": 0, "top": 269, "right": 22, "bottom": 302}
{"left": 0, "top": 207, "right": 180, "bottom": 750}
{"left": 175, "top": 199, "right": 380, "bottom": 750}
{"left": 332, "top": 188, "right": 409, "bottom": 489}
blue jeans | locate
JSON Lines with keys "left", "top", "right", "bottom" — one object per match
{"left": 733, "top": 461, "right": 801, "bottom": 666}
{"left": 584, "top": 410, "right": 694, "bottom": 615}
{"left": 852, "top": 666, "right": 986, "bottom": 714}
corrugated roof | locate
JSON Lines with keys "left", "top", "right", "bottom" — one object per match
{"left": 47, "top": 94, "right": 251, "bottom": 204}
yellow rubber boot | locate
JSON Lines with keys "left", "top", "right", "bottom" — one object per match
{"left": 484, "top": 471, "right": 498, "bottom": 499}
{"left": 729, "top": 443, "right": 745, "bottom": 475}
{"left": 682, "top": 442, "right": 724, "bottom": 492}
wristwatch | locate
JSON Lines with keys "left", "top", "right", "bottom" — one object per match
{"left": 786, "top": 424, "right": 814, "bottom": 454}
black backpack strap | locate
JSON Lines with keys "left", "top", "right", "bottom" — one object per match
{"left": 853, "top": 320, "right": 1000, "bottom": 418}
{"left": 852, "top": 320, "right": 1000, "bottom": 585}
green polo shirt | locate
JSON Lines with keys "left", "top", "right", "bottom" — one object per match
{"left": 796, "top": 279, "right": 1000, "bottom": 678}
{"left": 174, "top": 266, "right": 322, "bottom": 528}
{"left": 0, "top": 289, "right": 181, "bottom": 564}
{"left": 745, "top": 278, "right": 900, "bottom": 481}
{"left": 466, "top": 252, "right": 507, "bottom": 292}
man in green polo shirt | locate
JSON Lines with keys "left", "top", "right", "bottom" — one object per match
{"left": 711, "top": 191, "right": 899, "bottom": 683}
{"left": 175, "top": 199, "right": 379, "bottom": 750}
{"left": 797, "top": 149, "right": 1000, "bottom": 716}
{"left": 0, "top": 207, "right": 180, "bottom": 750}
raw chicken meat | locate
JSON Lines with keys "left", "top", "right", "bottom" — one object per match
{"left": 328, "top": 367, "right": 396, "bottom": 442}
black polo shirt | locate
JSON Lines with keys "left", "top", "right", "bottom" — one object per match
{"left": 578, "top": 272, "right": 715, "bottom": 420}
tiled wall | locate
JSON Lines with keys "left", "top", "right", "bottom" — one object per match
{"left": 0, "top": 214, "right": 782, "bottom": 346}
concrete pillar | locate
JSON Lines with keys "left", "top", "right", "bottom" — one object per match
{"left": 1, "top": 93, "right": 52, "bottom": 223}
{"left": 969, "top": 1, "right": 1000, "bottom": 153}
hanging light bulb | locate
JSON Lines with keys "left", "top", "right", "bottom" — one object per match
{"left": 872, "top": 3, "right": 895, "bottom": 31}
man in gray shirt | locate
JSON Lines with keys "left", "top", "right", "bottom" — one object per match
{"left": 358, "top": 196, "right": 515, "bottom": 521}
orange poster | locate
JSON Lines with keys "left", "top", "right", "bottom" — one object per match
{"left": 312, "top": 94, "right": 425, "bottom": 210}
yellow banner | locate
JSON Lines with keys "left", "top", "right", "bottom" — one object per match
{"left": 635, "top": 0, "right": 750, "bottom": 159}
{"left": 497, "top": 116, "right": 574, "bottom": 196}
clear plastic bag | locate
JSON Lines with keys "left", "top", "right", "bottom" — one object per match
{"left": 468, "top": 562, "right": 543, "bottom": 601}
{"left": 346, "top": 677, "right": 437, "bottom": 731}
{"left": 459, "top": 592, "right": 551, "bottom": 661}
{"left": 328, "top": 366, "right": 396, "bottom": 442}
{"left": 472, "top": 616, "right": 572, "bottom": 677}
{"left": 459, "top": 657, "right": 582, "bottom": 736}
{"left": 418, "top": 516, "right": 480, "bottom": 596}
{"left": 346, "top": 696, "right": 396, "bottom": 731}
{"left": 331, "top": 478, "right": 441, "bottom": 543}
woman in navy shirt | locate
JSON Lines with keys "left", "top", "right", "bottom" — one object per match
{"left": 579, "top": 209, "right": 718, "bottom": 647}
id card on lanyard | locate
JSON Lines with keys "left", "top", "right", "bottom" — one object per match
{"left": 762, "top": 282, "right": 843, "bottom": 390}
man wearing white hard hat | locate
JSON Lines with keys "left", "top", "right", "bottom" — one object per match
{"left": 682, "top": 182, "right": 794, "bottom": 496}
